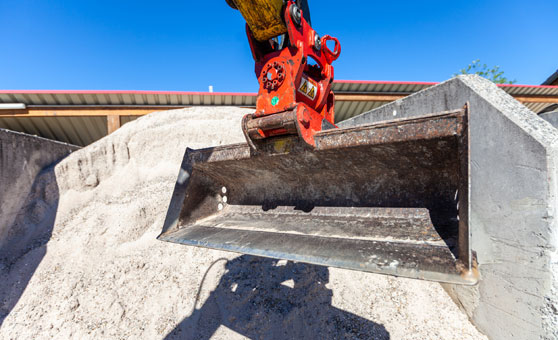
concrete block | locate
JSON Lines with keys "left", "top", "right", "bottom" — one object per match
{"left": 340, "top": 75, "right": 558, "bottom": 340}
{"left": 540, "top": 110, "right": 558, "bottom": 129}
{"left": 0, "top": 129, "right": 79, "bottom": 255}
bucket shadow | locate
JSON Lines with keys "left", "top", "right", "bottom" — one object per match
{"left": 0, "top": 165, "right": 60, "bottom": 326}
{"left": 165, "top": 255, "right": 390, "bottom": 340}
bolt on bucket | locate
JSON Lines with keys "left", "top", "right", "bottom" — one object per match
{"left": 159, "top": 106, "right": 477, "bottom": 285}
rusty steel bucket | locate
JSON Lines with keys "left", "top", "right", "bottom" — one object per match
{"left": 159, "top": 106, "right": 477, "bottom": 284}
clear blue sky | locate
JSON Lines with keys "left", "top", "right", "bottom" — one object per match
{"left": 1, "top": 0, "right": 557, "bottom": 92}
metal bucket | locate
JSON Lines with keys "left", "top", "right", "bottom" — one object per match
{"left": 159, "top": 106, "right": 477, "bottom": 284}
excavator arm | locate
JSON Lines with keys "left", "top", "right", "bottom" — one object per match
{"left": 226, "top": 0, "right": 311, "bottom": 39}
{"left": 226, "top": 0, "right": 341, "bottom": 148}
{"left": 158, "top": 0, "right": 478, "bottom": 286}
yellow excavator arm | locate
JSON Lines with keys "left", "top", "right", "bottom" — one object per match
{"left": 227, "top": 0, "right": 286, "bottom": 41}
{"left": 226, "top": 0, "right": 311, "bottom": 41}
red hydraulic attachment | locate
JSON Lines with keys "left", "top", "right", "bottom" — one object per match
{"left": 242, "top": 0, "right": 341, "bottom": 149}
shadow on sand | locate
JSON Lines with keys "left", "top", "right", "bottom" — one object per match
{"left": 165, "top": 255, "right": 390, "bottom": 340}
{"left": 0, "top": 166, "right": 60, "bottom": 326}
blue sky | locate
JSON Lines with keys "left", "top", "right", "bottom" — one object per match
{"left": 1, "top": 0, "right": 557, "bottom": 92}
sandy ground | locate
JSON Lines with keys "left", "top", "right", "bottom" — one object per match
{"left": 0, "top": 107, "right": 488, "bottom": 340}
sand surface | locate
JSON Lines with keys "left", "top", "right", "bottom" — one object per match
{"left": 0, "top": 107, "right": 488, "bottom": 339}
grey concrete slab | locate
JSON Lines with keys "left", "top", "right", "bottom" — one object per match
{"left": 540, "top": 110, "right": 558, "bottom": 129}
{"left": 340, "top": 75, "right": 558, "bottom": 340}
{"left": 0, "top": 129, "right": 79, "bottom": 253}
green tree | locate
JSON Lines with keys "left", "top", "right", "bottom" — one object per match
{"left": 456, "top": 59, "right": 516, "bottom": 84}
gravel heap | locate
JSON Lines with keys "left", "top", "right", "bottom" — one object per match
{"left": 0, "top": 107, "right": 487, "bottom": 339}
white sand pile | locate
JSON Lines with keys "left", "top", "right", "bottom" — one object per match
{"left": 0, "top": 107, "right": 487, "bottom": 340}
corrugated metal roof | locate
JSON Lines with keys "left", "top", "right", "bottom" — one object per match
{"left": 0, "top": 116, "right": 107, "bottom": 146}
{"left": 1, "top": 81, "right": 557, "bottom": 113}
{"left": 498, "top": 83, "right": 558, "bottom": 96}
{"left": 332, "top": 80, "right": 434, "bottom": 94}
{"left": 331, "top": 80, "right": 558, "bottom": 120}
{"left": 3, "top": 81, "right": 557, "bottom": 106}
{"left": 0, "top": 90, "right": 258, "bottom": 107}
{"left": 1, "top": 80, "right": 557, "bottom": 146}
{"left": 332, "top": 81, "right": 435, "bottom": 121}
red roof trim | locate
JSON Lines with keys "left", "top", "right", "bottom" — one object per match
{"left": 335, "top": 80, "right": 558, "bottom": 89}
{"left": 0, "top": 89, "right": 257, "bottom": 96}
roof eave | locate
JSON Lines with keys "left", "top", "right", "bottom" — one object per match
{"left": 542, "top": 70, "right": 558, "bottom": 86}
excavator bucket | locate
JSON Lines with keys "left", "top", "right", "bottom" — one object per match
{"left": 159, "top": 106, "right": 477, "bottom": 285}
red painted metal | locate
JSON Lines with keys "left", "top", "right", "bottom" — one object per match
{"left": 242, "top": 0, "right": 341, "bottom": 147}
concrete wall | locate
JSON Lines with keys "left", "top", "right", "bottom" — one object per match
{"left": 540, "top": 110, "right": 558, "bottom": 129}
{"left": 0, "top": 129, "right": 79, "bottom": 250}
{"left": 340, "top": 75, "right": 558, "bottom": 340}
